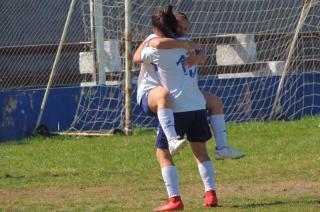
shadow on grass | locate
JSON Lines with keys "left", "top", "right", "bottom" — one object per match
{"left": 1, "top": 173, "right": 26, "bottom": 179}
{"left": 230, "top": 199, "right": 320, "bottom": 209}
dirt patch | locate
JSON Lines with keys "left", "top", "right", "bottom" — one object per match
{"left": 180, "top": 180, "right": 320, "bottom": 200}
{"left": 0, "top": 187, "right": 118, "bottom": 203}
{"left": 0, "top": 180, "right": 319, "bottom": 208}
{"left": 218, "top": 180, "right": 320, "bottom": 197}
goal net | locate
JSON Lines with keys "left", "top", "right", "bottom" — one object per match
{"left": 75, "top": 0, "right": 320, "bottom": 132}
{"left": 1, "top": 0, "right": 320, "bottom": 134}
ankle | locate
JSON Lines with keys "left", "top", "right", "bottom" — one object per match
{"left": 205, "top": 190, "right": 216, "bottom": 196}
{"left": 169, "top": 196, "right": 181, "bottom": 201}
{"left": 216, "top": 146, "right": 228, "bottom": 150}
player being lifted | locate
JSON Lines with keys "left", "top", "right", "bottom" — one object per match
{"left": 135, "top": 5, "right": 218, "bottom": 211}
{"left": 134, "top": 10, "right": 245, "bottom": 159}
{"left": 133, "top": 16, "right": 200, "bottom": 156}
{"left": 175, "top": 12, "right": 245, "bottom": 159}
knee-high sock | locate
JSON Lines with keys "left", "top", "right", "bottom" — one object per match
{"left": 158, "top": 108, "right": 177, "bottom": 142}
{"left": 161, "top": 166, "right": 180, "bottom": 197}
{"left": 198, "top": 160, "right": 216, "bottom": 192}
{"left": 209, "top": 114, "right": 228, "bottom": 148}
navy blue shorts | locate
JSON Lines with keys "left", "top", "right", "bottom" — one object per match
{"left": 139, "top": 90, "right": 156, "bottom": 117}
{"left": 156, "top": 109, "right": 212, "bottom": 149}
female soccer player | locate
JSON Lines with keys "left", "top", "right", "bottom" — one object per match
{"left": 134, "top": 12, "right": 245, "bottom": 160}
{"left": 133, "top": 16, "right": 200, "bottom": 157}
{"left": 136, "top": 5, "right": 218, "bottom": 210}
{"left": 174, "top": 12, "right": 245, "bottom": 160}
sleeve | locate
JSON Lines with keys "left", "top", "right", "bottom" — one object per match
{"left": 145, "top": 34, "right": 158, "bottom": 42}
{"left": 144, "top": 34, "right": 159, "bottom": 48}
{"left": 141, "top": 47, "right": 157, "bottom": 64}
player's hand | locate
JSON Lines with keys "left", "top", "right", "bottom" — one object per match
{"left": 183, "top": 55, "right": 207, "bottom": 68}
{"left": 184, "top": 41, "right": 201, "bottom": 51}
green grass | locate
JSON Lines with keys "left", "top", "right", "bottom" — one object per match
{"left": 1, "top": 116, "right": 320, "bottom": 211}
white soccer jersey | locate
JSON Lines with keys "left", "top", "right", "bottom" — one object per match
{"left": 136, "top": 34, "right": 161, "bottom": 104}
{"left": 140, "top": 46, "right": 206, "bottom": 113}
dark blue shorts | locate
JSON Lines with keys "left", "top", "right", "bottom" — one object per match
{"left": 139, "top": 90, "right": 156, "bottom": 117}
{"left": 156, "top": 109, "right": 212, "bottom": 149}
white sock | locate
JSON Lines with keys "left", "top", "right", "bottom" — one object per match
{"left": 161, "top": 166, "right": 180, "bottom": 198}
{"left": 158, "top": 108, "right": 177, "bottom": 142}
{"left": 198, "top": 161, "right": 216, "bottom": 192}
{"left": 209, "top": 114, "right": 228, "bottom": 149}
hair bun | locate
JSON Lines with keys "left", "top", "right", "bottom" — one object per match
{"left": 164, "top": 5, "right": 173, "bottom": 14}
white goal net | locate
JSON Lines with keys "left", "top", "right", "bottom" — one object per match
{"left": 75, "top": 0, "right": 320, "bottom": 132}
{"left": 1, "top": 0, "right": 320, "bottom": 134}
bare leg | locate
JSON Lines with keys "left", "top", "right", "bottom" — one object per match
{"left": 156, "top": 148, "right": 175, "bottom": 168}
{"left": 148, "top": 86, "right": 173, "bottom": 113}
{"left": 147, "top": 87, "right": 187, "bottom": 156}
{"left": 202, "top": 92, "right": 224, "bottom": 115}
{"left": 148, "top": 87, "right": 177, "bottom": 142}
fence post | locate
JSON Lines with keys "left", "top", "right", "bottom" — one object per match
{"left": 124, "top": 0, "right": 132, "bottom": 135}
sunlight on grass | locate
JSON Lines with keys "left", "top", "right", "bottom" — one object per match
{"left": 0, "top": 116, "right": 320, "bottom": 211}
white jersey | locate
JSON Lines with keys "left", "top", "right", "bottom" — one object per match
{"left": 136, "top": 34, "right": 161, "bottom": 104}
{"left": 141, "top": 45, "right": 205, "bottom": 113}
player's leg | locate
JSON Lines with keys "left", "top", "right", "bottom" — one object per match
{"left": 190, "top": 142, "right": 218, "bottom": 207}
{"left": 202, "top": 92, "right": 245, "bottom": 160}
{"left": 154, "top": 126, "right": 184, "bottom": 211}
{"left": 147, "top": 86, "right": 187, "bottom": 156}
{"left": 186, "top": 109, "right": 217, "bottom": 207}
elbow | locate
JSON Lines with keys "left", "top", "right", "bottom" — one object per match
{"left": 133, "top": 53, "right": 142, "bottom": 64}
{"left": 149, "top": 39, "right": 161, "bottom": 48}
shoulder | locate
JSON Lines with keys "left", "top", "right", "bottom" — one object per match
{"left": 141, "top": 47, "right": 159, "bottom": 60}
{"left": 142, "top": 46, "right": 158, "bottom": 53}
{"left": 145, "top": 34, "right": 158, "bottom": 42}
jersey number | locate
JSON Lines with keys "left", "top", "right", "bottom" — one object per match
{"left": 176, "top": 55, "right": 196, "bottom": 78}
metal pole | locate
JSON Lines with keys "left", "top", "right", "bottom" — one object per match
{"left": 269, "top": 0, "right": 313, "bottom": 120}
{"left": 35, "top": 0, "right": 78, "bottom": 132}
{"left": 90, "top": 0, "right": 97, "bottom": 82}
{"left": 124, "top": 0, "right": 132, "bottom": 135}
{"left": 94, "top": 0, "right": 106, "bottom": 85}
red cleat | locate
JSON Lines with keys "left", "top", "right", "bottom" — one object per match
{"left": 154, "top": 196, "right": 184, "bottom": 211}
{"left": 203, "top": 190, "right": 218, "bottom": 207}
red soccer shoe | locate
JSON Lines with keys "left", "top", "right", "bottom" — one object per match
{"left": 154, "top": 196, "right": 184, "bottom": 211}
{"left": 203, "top": 190, "right": 218, "bottom": 207}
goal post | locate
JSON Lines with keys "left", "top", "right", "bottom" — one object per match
{"left": 270, "top": 0, "right": 316, "bottom": 120}
{"left": 35, "top": 0, "right": 78, "bottom": 133}
{"left": 91, "top": 0, "right": 106, "bottom": 85}
{"left": 124, "top": 0, "right": 133, "bottom": 135}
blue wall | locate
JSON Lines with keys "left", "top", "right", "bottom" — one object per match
{"left": 0, "top": 87, "right": 80, "bottom": 141}
{"left": 1, "top": 73, "right": 320, "bottom": 142}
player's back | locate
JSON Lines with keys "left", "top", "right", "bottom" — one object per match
{"left": 141, "top": 47, "right": 205, "bottom": 113}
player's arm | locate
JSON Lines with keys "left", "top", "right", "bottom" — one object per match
{"left": 133, "top": 40, "right": 147, "bottom": 64}
{"left": 183, "top": 54, "right": 207, "bottom": 68}
{"left": 140, "top": 47, "right": 157, "bottom": 64}
{"left": 148, "top": 38, "right": 206, "bottom": 67}
{"left": 148, "top": 38, "right": 199, "bottom": 51}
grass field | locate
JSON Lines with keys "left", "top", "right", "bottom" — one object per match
{"left": 1, "top": 116, "right": 320, "bottom": 211}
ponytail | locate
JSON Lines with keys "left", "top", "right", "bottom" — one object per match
{"left": 151, "top": 5, "right": 180, "bottom": 38}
